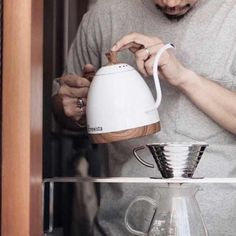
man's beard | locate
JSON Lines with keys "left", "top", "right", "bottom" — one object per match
{"left": 155, "top": 4, "right": 192, "bottom": 21}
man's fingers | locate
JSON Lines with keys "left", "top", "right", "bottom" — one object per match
{"left": 64, "top": 104, "right": 86, "bottom": 121}
{"left": 111, "top": 33, "right": 147, "bottom": 51}
{"left": 62, "top": 97, "right": 86, "bottom": 121}
{"left": 144, "top": 57, "right": 155, "bottom": 76}
{"left": 57, "top": 65, "right": 95, "bottom": 122}
{"left": 134, "top": 43, "right": 170, "bottom": 76}
{"left": 147, "top": 43, "right": 170, "bottom": 67}
{"left": 136, "top": 57, "right": 148, "bottom": 77}
{"left": 111, "top": 32, "right": 161, "bottom": 51}
{"left": 59, "top": 75, "right": 90, "bottom": 88}
{"left": 83, "top": 64, "right": 96, "bottom": 82}
{"left": 63, "top": 97, "right": 87, "bottom": 108}
{"left": 59, "top": 85, "right": 89, "bottom": 98}
{"left": 74, "top": 97, "right": 87, "bottom": 107}
{"left": 83, "top": 64, "right": 96, "bottom": 73}
{"left": 136, "top": 48, "right": 151, "bottom": 61}
{"left": 115, "top": 42, "right": 143, "bottom": 52}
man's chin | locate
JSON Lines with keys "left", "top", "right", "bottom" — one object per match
{"left": 165, "top": 9, "right": 189, "bottom": 16}
{"left": 162, "top": 8, "right": 191, "bottom": 20}
{"left": 164, "top": 13, "right": 187, "bottom": 20}
{"left": 156, "top": 4, "right": 192, "bottom": 20}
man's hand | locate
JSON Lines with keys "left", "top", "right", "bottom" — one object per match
{"left": 111, "top": 32, "right": 188, "bottom": 87}
{"left": 56, "top": 64, "right": 96, "bottom": 126}
{"left": 112, "top": 32, "right": 236, "bottom": 134}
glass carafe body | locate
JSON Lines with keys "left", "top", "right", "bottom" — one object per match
{"left": 125, "top": 184, "right": 208, "bottom": 236}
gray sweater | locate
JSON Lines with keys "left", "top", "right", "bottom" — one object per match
{"left": 59, "top": 0, "right": 236, "bottom": 235}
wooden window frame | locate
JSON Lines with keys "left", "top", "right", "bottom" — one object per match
{"left": 2, "top": 1, "right": 43, "bottom": 235}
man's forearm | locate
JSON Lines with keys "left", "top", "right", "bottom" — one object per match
{"left": 177, "top": 69, "right": 236, "bottom": 134}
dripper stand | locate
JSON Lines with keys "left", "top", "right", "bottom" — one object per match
{"left": 130, "top": 142, "right": 210, "bottom": 236}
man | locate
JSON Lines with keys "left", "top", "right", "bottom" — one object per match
{"left": 53, "top": 0, "right": 236, "bottom": 235}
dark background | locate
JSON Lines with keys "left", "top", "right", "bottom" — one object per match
{"left": 43, "top": 1, "right": 100, "bottom": 235}
{"left": 0, "top": 0, "right": 3, "bottom": 234}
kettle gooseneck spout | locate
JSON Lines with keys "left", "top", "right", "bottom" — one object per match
{"left": 146, "top": 43, "right": 175, "bottom": 112}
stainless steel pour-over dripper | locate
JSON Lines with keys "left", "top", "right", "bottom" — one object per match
{"left": 133, "top": 143, "right": 208, "bottom": 178}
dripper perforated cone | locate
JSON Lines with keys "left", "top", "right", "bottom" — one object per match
{"left": 147, "top": 143, "right": 208, "bottom": 178}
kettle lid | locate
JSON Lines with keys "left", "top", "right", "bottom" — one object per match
{"left": 96, "top": 50, "right": 134, "bottom": 76}
{"left": 95, "top": 63, "right": 134, "bottom": 76}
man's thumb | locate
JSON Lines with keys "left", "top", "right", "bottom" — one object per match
{"left": 83, "top": 64, "right": 96, "bottom": 82}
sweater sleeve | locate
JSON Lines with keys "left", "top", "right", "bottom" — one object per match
{"left": 64, "top": 10, "right": 102, "bottom": 75}
{"left": 52, "top": 1, "right": 113, "bottom": 96}
{"left": 52, "top": 7, "right": 104, "bottom": 95}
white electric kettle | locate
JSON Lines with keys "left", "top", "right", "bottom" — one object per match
{"left": 86, "top": 44, "right": 174, "bottom": 143}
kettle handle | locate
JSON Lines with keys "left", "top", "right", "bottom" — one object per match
{"left": 124, "top": 196, "right": 158, "bottom": 235}
{"left": 149, "top": 43, "right": 175, "bottom": 111}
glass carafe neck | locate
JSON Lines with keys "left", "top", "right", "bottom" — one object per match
{"left": 157, "top": 184, "right": 199, "bottom": 198}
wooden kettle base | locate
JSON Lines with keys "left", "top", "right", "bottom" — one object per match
{"left": 89, "top": 122, "right": 161, "bottom": 144}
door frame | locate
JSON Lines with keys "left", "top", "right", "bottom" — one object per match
{"left": 2, "top": 1, "right": 43, "bottom": 235}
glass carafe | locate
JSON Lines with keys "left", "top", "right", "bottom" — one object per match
{"left": 125, "top": 184, "right": 208, "bottom": 236}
